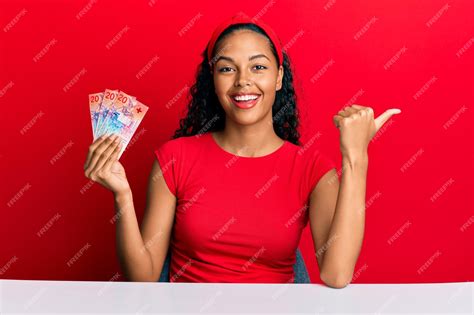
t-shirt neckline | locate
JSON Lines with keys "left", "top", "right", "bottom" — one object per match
{"left": 207, "top": 132, "right": 288, "bottom": 160}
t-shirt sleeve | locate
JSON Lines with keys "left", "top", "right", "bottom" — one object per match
{"left": 300, "top": 149, "right": 337, "bottom": 228}
{"left": 154, "top": 140, "right": 180, "bottom": 197}
{"left": 304, "top": 149, "right": 337, "bottom": 199}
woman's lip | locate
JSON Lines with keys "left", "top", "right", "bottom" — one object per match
{"left": 230, "top": 95, "right": 261, "bottom": 109}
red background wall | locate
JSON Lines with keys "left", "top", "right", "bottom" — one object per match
{"left": 1, "top": 0, "right": 472, "bottom": 283}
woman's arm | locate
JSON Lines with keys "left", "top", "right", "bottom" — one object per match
{"left": 115, "top": 160, "right": 177, "bottom": 282}
{"left": 114, "top": 190, "right": 155, "bottom": 281}
{"left": 309, "top": 105, "right": 401, "bottom": 289}
{"left": 84, "top": 135, "right": 176, "bottom": 282}
{"left": 309, "top": 155, "right": 368, "bottom": 289}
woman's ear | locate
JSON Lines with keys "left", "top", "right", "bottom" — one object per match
{"left": 276, "top": 64, "right": 284, "bottom": 91}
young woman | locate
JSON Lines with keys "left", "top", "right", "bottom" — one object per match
{"left": 83, "top": 13, "right": 401, "bottom": 288}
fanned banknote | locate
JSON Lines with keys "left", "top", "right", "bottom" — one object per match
{"left": 88, "top": 92, "right": 103, "bottom": 139}
{"left": 94, "top": 89, "right": 118, "bottom": 139}
{"left": 88, "top": 89, "right": 149, "bottom": 159}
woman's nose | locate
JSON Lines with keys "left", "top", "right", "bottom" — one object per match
{"left": 234, "top": 71, "right": 252, "bottom": 87}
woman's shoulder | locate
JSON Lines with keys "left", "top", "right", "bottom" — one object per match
{"left": 284, "top": 140, "right": 336, "bottom": 170}
{"left": 155, "top": 133, "right": 208, "bottom": 154}
{"left": 285, "top": 140, "right": 323, "bottom": 159}
{"left": 284, "top": 140, "right": 337, "bottom": 197}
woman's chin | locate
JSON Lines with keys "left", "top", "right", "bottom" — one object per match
{"left": 230, "top": 111, "right": 266, "bottom": 126}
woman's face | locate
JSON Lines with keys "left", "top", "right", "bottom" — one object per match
{"left": 212, "top": 29, "right": 284, "bottom": 126}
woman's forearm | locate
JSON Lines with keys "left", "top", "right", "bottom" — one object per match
{"left": 114, "top": 190, "right": 154, "bottom": 282}
{"left": 320, "top": 153, "right": 368, "bottom": 287}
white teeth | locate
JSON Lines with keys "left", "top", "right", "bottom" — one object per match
{"left": 233, "top": 95, "right": 258, "bottom": 101}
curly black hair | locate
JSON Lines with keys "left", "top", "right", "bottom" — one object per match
{"left": 172, "top": 23, "right": 301, "bottom": 145}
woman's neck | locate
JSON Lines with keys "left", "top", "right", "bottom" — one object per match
{"left": 212, "top": 120, "right": 284, "bottom": 158}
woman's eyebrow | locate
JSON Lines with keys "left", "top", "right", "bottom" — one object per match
{"left": 249, "top": 54, "right": 270, "bottom": 61}
{"left": 215, "top": 54, "right": 270, "bottom": 63}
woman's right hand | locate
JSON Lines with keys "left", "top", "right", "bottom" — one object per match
{"left": 84, "top": 134, "right": 130, "bottom": 195}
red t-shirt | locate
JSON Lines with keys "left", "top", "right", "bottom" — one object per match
{"left": 154, "top": 132, "right": 336, "bottom": 283}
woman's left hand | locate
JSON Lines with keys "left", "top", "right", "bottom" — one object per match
{"left": 333, "top": 104, "right": 401, "bottom": 159}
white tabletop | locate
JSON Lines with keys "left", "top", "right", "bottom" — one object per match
{"left": 0, "top": 279, "right": 472, "bottom": 314}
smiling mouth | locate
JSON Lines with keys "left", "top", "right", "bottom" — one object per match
{"left": 229, "top": 94, "right": 262, "bottom": 109}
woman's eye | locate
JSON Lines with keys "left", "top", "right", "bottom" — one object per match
{"left": 254, "top": 65, "right": 267, "bottom": 70}
{"left": 218, "top": 67, "right": 233, "bottom": 73}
